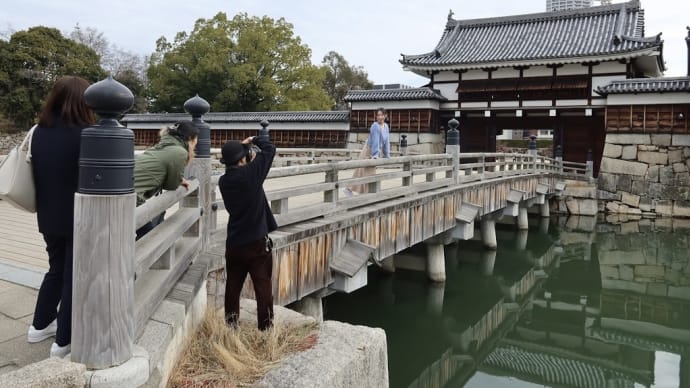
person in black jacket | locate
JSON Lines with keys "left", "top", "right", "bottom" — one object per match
{"left": 28, "top": 76, "right": 95, "bottom": 358}
{"left": 218, "top": 135, "right": 277, "bottom": 330}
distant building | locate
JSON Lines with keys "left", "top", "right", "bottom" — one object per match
{"left": 546, "top": 0, "right": 593, "bottom": 11}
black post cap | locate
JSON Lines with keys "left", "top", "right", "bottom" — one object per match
{"left": 258, "top": 119, "right": 270, "bottom": 140}
{"left": 528, "top": 135, "right": 537, "bottom": 150}
{"left": 78, "top": 76, "right": 135, "bottom": 195}
{"left": 446, "top": 118, "right": 460, "bottom": 146}
{"left": 555, "top": 145, "right": 563, "bottom": 158}
{"left": 184, "top": 94, "right": 211, "bottom": 158}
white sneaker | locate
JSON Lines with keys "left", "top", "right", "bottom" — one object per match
{"left": 27, "top": 319, "right": 57, "bottom": 343}
{"left": 50, "top": 342, "right": 70, "bottom": 358}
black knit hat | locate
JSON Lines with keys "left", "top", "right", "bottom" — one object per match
{"left": 220, "top": 140, "right": 248, "bottom": 165}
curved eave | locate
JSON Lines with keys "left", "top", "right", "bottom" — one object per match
{"left": 401, "top": 47, "right": 662, "bottom": 77}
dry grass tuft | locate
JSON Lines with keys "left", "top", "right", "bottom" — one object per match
{"left": 168, "top": 308, "right": 319, "bottom": 388}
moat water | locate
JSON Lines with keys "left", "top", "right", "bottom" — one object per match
{"left": 324, "top": 216, "right": 690, "bottom": 388}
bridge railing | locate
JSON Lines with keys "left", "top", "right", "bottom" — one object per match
{"left": 210, "top": 152, "right": 582, "bottom": 231}
{"left": 132, "top": 179, "right": 202, "bottom": 337}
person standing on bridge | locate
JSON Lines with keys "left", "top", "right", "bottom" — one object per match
{"left": 133, "top": 121, "right": 197, "bottom": 239}
{"left": 27, "top": 76, "right": 94, "bottom": 358}
{"left": 345, "top": 107, "right": 390, "bottom": 196}
{"left": 219, "top": 135, "right": 277, "bottom": 330}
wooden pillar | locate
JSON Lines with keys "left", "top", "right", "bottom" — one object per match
{"left": 72, "top": 77, "right": 136, "bottom": 369}
{"left": 184, "top": 95, "right": 213, "bottom": 251}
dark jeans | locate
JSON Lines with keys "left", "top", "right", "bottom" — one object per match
{"left": 33, "top": 234, "right": 73, "bottom": 346}
{"left": 225, "top": 238, "right": 274, "bottom": 330}
{"left": 135, "top": 212, "right": 165, "bottom": 241}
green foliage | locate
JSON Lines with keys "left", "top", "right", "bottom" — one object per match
{"left": 321, "top": 51, "right": 373, "bottom": 110}
{"left": 147, "top": 12, "right": 333, "bottom": 113}
{"left": 0, "top": 26, "right": 105, "bottom": 128}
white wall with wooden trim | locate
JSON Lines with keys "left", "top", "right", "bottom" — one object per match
{"left": 593, "top": 61, "right": 627, "bottom": 74}
{"left": 523, "top": 66, "right": 553, "bottom": 77}
{"left": 492, "top": 68, "right": 520, "bottom": 79}
{"left": 606, "top": 93, "right": 690, "bottom": 106}
{"left": 462, "top": 70, "right": 489, "bottom": 80}
{"left": 557, "top": 64, "right": 589, "bottom": 76}
{"left": 435, "top": 71, "right": 458, "bottom": 82}
{"left": 592, "top": 75, "right": 627, "bottom": 95}
{"left": 435, "top": 83, "right": 459, "bottom": 101}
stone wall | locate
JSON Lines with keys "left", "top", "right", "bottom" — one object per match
{"left": 0, "top": 132, "right": 28, "bottom": 155}
{"left": 598, "top": 133, "right": 690, "bottom": 217}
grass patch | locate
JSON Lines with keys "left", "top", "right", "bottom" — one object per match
{"left": 168, "top": 308, "right": 319, "bottom": 387}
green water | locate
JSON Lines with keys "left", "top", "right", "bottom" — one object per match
{"left": 324, "top": 217, "right": 690, "bottom": 388}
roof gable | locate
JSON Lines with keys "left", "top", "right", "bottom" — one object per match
{"left": 401, "top": 1, "right": 663, "bottom": 73}
{"left": 597, "top": 77, "right": 690, "bottom": 95}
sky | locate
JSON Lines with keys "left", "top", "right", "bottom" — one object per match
{"left": 2, "top": 0, "right": 689, "bottom": 88}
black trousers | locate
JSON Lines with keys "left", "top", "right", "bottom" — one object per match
{"left": 33, "top": 234, "right": 73, "bottom": 346}
{"left": 225, "top": 239, "right": 274, "bottom": 330}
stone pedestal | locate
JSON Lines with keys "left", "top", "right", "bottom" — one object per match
{"left": 517, "top": 207, "right": 529, "bottom": 230}
{"left": 540, "top": 202, "right": 550, "bottom": 218}
{"left": 290, "top": 296, "right": 323, "bottom": 322}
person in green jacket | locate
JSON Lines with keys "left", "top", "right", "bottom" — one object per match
{"left": 134, "top": 120, "right": 198, "bottom": 239}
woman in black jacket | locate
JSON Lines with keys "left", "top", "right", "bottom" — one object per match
{"left": 27, "top": 76, "right": 95, "bottom": 358}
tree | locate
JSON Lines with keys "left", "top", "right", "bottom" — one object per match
{"left": 147, "top": 12, "right": 333, "bottom": 113}
{"left": 0, "top": 26, "right": 105, "bottom": 129}
{"left": 69, "top": 25, "right": 149, "bottom": 112}
{"left": 322, "top": 51, "right": 373, "bottom": 110}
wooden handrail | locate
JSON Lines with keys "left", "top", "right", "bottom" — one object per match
{"left": 134, "top": 179, "right": 200, "bottom": 229}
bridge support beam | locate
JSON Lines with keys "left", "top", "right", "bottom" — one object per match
{"left": 540, "top": 202, "right": 550, "bottom": 218}
{"left": 426, "top": 243, "right": 446, "bottom": 282}
{"left": 539, "top": 216, "right": 550, "bottom": 234}
{"left": 517, "top": 207, "right": 529, "bottom": 230}
{"left": 380, "top": 256, "right": 396, "bottom": 273}
{"left": 481, "top": 250, "right": 497, "bottom": 276}
{"left": 481, "top": 218, "right": 497, "bottom": 250}
{"left": 290, "top": 295, "right": 323, "bottom": 322}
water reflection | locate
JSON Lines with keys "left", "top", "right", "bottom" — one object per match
{"left": 323, "top": 216, "right": 690, "bottom": 388}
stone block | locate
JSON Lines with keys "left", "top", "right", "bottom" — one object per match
{"left": 672, "top": 135, "right": 690, "bottom": 146}
{"left": 597, "top": 190, "right": 620, "bottom": 201}
{"left": 619, "top": 265, "right": 634, "bottom": 281}
{"left": 256, "top": 321, "right": 388, "bottom": 388}
{"left": 665, "top": 270, "right": 681, "bottom": 284}
{"left": 660, "top": 166, "right": 675, "bottom": 185}
{"left": 647, "top": 283, "right": 668, "bottom": 297}
{"left": 621, "top": 192, "right": 641, "bottom": 208}
{"left": 606, "top": 201, "right": 621, "bottom": 213}
{"left": 656, "top": 200, "right": 674, "bottom": 216}
{"left": 600, "top": 157, "right": 648, "bottom": 176}
{"left": 673, "top": 219, "right": 690, "bottom": 231}
{"left": 621, "top": 145, "right": 638, "bottom": 160}
{"left": 669, "top": 286, "right": 690, "bottom": 300}
{"left": 606, "top": 134, "right": 651, "bottom": 145}
{"left": 620, "top": 221, "right": 640, "bottom": 234}
{"left": 639, "top": 198, "right": 653, "bottom": 212}
{"left": 669, "top": 149, "right": 684, "bottom": 164}
{"left": 603, "top": 143, "right": 622, "bottom": 158}
{"left": 599, "top": 250, "right": 646, "bottom": 265}
{"left": 564, "top": 186, "right": 597, "bottom": 199}
{"left": 631, "top": 180, "right": 647, "bottom": 196}
{"left": 673, "top": 162, "right": 688, "bottom": 173}
{"left": 598, "top": 173, "right": 617, "bottom": 192}
{"left": 674, "top": 200, "right": 690, "bottom": 218}
{"left": 685, "top": 147, "right": 690, "bottom": 158}
{"left": 634, "top": 265, "right": 665, "bottom": 278}
{"left": 652, "top": 134, "right": 672, "bottom": 146}
{"left": 638, "top": 145, "right": 659, "bottom": 152}
{"left": 638, "top": 151, "right": 668, "bottom": 165}
{"left": 600, "top": 265, "right": 620, "bottom": 279}
{"left": 617, "top": 174, "right": 632, "bottom": 192}
{"left": 602, "top": 278, "right": 646, "bottom": 293}
{"left": 0, "top": 358, "right": 86, "bottom": 388}
{"left": 678, "top": 172, "right": 690, "bottom": 186}
{"left": 646, "top": 165, "right": 660, "bottom": 183}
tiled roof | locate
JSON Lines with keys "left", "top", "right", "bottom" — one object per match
{"left": 122, "top": 111, "right": 350, "bottom": 123}
{"left": 597, "top": 77, "right": 690, "bottom": 95}
{"left": 343, "top": 87, "right": 447, "bottom": 102}
{"left": 401, "top": 1, "right": 663, "bottom": 73}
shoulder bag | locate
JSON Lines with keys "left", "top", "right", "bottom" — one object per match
{"left": 0, "top": 126, "right": 37, "bottom": 212}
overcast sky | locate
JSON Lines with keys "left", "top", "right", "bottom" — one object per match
{"left": 2, "top": 0, "right": 689, "bottom": 87}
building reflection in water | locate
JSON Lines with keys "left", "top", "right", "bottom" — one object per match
{"left": 324, "top": 216, "right": 690, "bottom": 388}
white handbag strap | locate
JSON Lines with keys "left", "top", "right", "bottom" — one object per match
{"left": 21, "top": 125, "right": 37, "bottom": 161}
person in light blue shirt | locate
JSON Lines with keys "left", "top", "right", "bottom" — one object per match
{"left": 345, "top": 107, "right": 390, "bottom": 195}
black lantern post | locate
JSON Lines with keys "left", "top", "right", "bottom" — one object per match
{"left": 400, "top": 134, "right": 408, "bottom": 156}
{"left": 258, "top": 119, "right": 270, "bottom": 140}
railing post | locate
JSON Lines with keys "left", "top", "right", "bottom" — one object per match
{"left": 446, "top": 118, "right": 460, "bottom": 184}
{"left": 402, "top": 157, "right": 412, "bottom": 186}
{"left": 586, "top": 148, "right": 594, "bottom": 178}
{"left": 528, "top": 135, "right": 538, "bottom": 173}
{"left": 72, "top": 76, "right": 135, "bottom": 368}
{"left": 184, "top": 95, "right": 212, "bottom": 251}
{"left": 555, "top": 145, "right": 563, "bottom": 174}
{"left": 400, "top": 134, "right": 408, "bottom": 156}
{"left": 324, "top": 164, "right": 339, "bottom": 203}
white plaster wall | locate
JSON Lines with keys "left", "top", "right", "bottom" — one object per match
{"left": 492, "top": 68, "right": 520, "bottom": 79}
{"left": 462, "top": 70, "right": 488, "bottom": 80}
{"left": 522, "top": 100, "right": 553, "bottom": 107}
{"left": 434, "top": 71, "right": 458, "bottom": 82}
{"left": 592, "top": 75, "right": 627, "bottom": 96}
{"left": 555, "top": 99, "right": 589, "bottom": 106}
{"left": 461, "top": 102, "right": 489, "bottom": 109}
{"left": 558, "top": 64, "right": 588, "bottom": 76}
{"left": 435, "top": 83, "right": 459, "bottom": 100}
{"left": 607, "top": 93, "right": 690, "bottom": 106}
{"left": 352, "top": 100, "right": 440, "bottom": 110}
{"left": 593, "top": 61, "right": 627, "bottom": 74}
{"left": 492, "top": 101, "right": 520, "bottom": 108}
{"left": 523, "top": 66, "right": 553, "bottom": 77}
